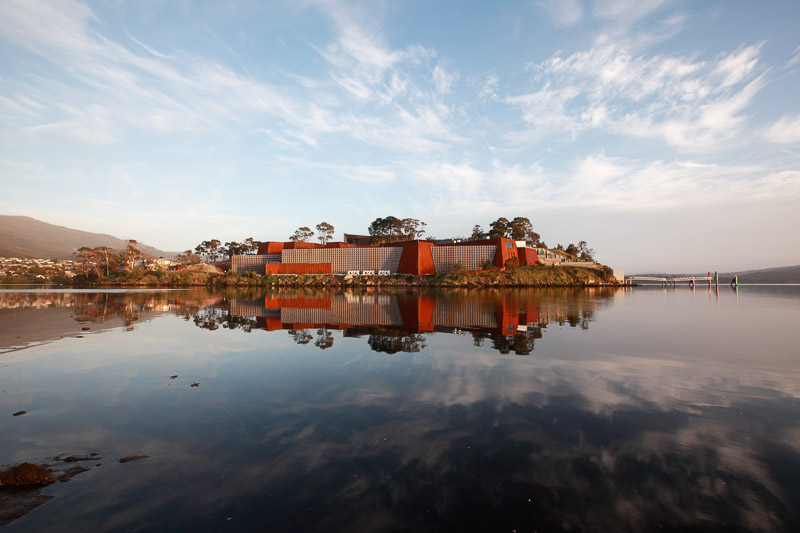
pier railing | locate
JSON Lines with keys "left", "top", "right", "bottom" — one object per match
{"left": 625, "top": 272, "right": 739, "bottom": 288}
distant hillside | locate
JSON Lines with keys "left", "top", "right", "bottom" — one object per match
{"left": 725, "top": 265, "right": 800, "bottom": 284}
{"left": 632, "top": 265, "right": 800, "bottom": 284}
{"left": 0, "top": 215, "right": 175, "bottom": 260}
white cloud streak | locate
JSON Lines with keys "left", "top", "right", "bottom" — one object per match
{"left": 535, "top": 0, "right": 584, "bottom": 27}
{"left": 764, "top": 114, "right": 800, "bottom": 145}
{"left": 0, "top": 0, "right": 461, "bottom": 157}
{"left": 509, "top": 40, "right": 767, "bottom": 153}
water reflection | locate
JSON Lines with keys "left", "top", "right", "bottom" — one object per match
{"left": 221, "top": 289, "right": 610, "bottom": 355}
{"left": 0, "top": 290, "right": 213, "bottom": 352}
{"left": 1, "top": 287, "right": 799, "bottom": 531}
{"left": 1, "top": 288, "right": 612, "bottom": 356}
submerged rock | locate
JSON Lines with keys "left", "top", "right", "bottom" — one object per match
{"left": 0, "top": 463, "right": 56, "bottom": 488}
{"left": 118, "top": 455, "right": 148, "bottom": 463}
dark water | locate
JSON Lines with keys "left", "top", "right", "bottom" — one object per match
{"left": 1, "top": 286, "right": 798, "bottom": 532}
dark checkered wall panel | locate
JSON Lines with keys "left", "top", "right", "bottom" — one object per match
{"left": 431, "top": 245, "right": 496, "bottom": 273}
{"left": 280, "top": 296, "right": 402, "bottom": 326}
{"left": 282, "top": 248, "right": 403, "bottom": 274}
{"left": 230, "top": 254, "right": 281, "bottom": 273}
{"left": 229, "top": 299, "right": 271, "bottom": 317}
{"left": 431, "top": 299, "right": 498, "bottom": 328}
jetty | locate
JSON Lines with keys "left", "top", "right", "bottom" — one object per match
{"left": 626, "top": 271, "right": 738, "bottom": 288}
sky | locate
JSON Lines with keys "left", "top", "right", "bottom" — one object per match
{"left": 1, "top": 0, "right": 799, "bottom": 273}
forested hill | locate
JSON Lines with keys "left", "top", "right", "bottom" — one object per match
{"left": 728, "top": 265, "right": 800, "bottom": 283}
{"left": 0, "top": 215, "right": 174, "bottom": 259}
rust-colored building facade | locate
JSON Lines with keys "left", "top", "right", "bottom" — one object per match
{"left": 228, "top": 292, "right": 540, "bottom": 337}
{"left": 233, "top": 237, "right": 538, "bottom": 276}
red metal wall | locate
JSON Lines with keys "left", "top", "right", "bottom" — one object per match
{"left": 386, "top": 241, "right": 436, "bottom": 275}
{"left": 518, "top": 247, "right": 538, "bottom": 266}
{"left": 397, "top": 294, "right": 436, "bottom": 331}
{"left": 257, "top": 241, "right": 355, "bottom": 254}
{"left": 493, "top": 238, "right": 518, "bottom": 268}
{"left": 265, "top": 263, "right": 332, "bottom": 275}
{"left": 257, "top": 241, "right": 285, "bottom": 255}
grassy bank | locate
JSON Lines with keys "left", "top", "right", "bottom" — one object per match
{"left": 63, "top": 264, "right": 619, "bottom": 288}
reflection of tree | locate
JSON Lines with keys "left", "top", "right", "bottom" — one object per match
{"left": 315, "top": 328, "right": 334, "bottom": 350}
{"left": 225, "top": 315, "right": 258, "bottom": 332}
{"left": 490, "top": 325, "right": 543, "bottom": 355}
{"left": 472, "top": 332, "right": 486, "bottom": 347}
{"left": 368, "top": 329, "right": 427, "bottom": 354}
{"left": 289, "top": 329, "right": 313, "bottom": 345}
{"left": 193, "top": 307, "right": 227, "bottom": 331}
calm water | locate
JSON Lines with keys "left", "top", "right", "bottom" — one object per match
{"left": 1, "top": 286, "right": 798, "bottom": 532}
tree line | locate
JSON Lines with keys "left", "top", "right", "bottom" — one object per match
{"left": 287, "top": 218, "right": 426, "bottom": 245}
{"left": 469, "top": 216, "right": 541, "bottom": 246}
{"left": 208, "top": 215, "right": 594, "bottom": 262}
{"left": 288, "top": 222, "right": 335, "bottom": 244}
{"left": 73, "top": 240, "right": 146, "bottom": 278}
{"left": 470, "top": 216, "right": 594, "bottom": 261}
{"left": 192, "top": 238, "right": 260, "bottom": 263}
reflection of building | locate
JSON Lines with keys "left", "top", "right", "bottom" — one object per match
{"left": 229, "top": 293, "right": 541, "bottom": 336}
{"left": 231, "top": 238, "right": 539, "bottom": 275}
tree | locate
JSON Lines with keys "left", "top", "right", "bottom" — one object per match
{"left": 175, "top": 250, "right": 200, "bottom": 265}
{"left": 243, "top": 237, "right": 260, "bottom": 255}
{"left": 576, "top": 240, "right": 595, "bottom": 261}
{"left": 400, "top": 218, "right": 426, "bottom": 240}
{"left": 224, "top": 241, "right": 243, "bottom": 259}
{"left": 367, "top": 216, "right": 426, "bottom": 244}
{"left": 194, "top": 242, "right": 207, "bottom": 261}
{"left": 94, "top": 246, "right": 116, "bottom": 277}
{"left": 120, "top": 240, "right": 141, "bottom": 271}
{"left": 74, "top": 247, "right": 101, "bottom": 278}
{"left": 471, "top": 225, "right": 486, "bottom": 240}
{"left": 488, "top": 217, "right": 510, "bottom": 238}
{"left": 205, "top": 239, "right": 222, "bottom": 262}
{"left": 508, "top": 217, "right": 541, "bottom": 246}
{"left": 565, "top": 243, "right": 579, "bottom": 257}
{"left": 316, "top": 222, "right": 335, "bottom": 245}
{"left": 289, "top": 227, "right": 314, "bottom": 243}
{"left": 368, "top": 216, "right": 401, "bottom": 243}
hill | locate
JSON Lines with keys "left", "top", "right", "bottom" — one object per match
{"left": 0, "top": 215, "right": 175, "bottom": 260}
{"left": 726, "top": 264, "right": 800, "bottom": 284}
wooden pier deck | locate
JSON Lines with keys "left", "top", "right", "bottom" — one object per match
{"left": 625, "top": 272, "right": 738, "bottom": 288}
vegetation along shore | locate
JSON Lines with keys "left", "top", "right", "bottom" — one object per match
{"left": 57, "top": 263, "right": 619, "bottom": 288}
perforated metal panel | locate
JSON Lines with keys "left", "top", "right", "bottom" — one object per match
{"left": 431, "top": 245, "right": 496, "bottom": 273}
{"left": 431, "top": 299, "right": 498, "bottom": 328}
{"left": 282, "top": 248, "right": 403, "bottom": 275}
{"left": 230, "top": 254, "right": 280, "bottom": 273}
{"left": 229, "top": 299, "right": 270, "bottom": 317}
{"left": 280, "top": 296, "right": 402, "bottom": 326}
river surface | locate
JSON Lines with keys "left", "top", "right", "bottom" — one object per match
{"left": 1, "top": 286, "right": 798, "bottom": 532}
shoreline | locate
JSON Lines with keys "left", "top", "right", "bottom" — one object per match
{"left": 11, "top": 265, "right": 622, "bottom": 288}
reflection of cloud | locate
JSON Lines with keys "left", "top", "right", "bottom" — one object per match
{"left": 4, "top": 288, "right": 800, "bottom": 530}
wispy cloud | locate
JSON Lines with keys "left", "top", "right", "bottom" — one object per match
{"left": 508, "top": 40, "right": 767, "bottom": 153}
{"left": 0, "top": 0, "right": 467, "bottom": 162}
{"left": 593, "top": 0, "right": 669, "bottom": 25}
{"left": 478, "top": 74, "right": 499, "bottom": 99}
{"left": 535, "top": 0, "right": 584, "bottom": 27}
{"left": 764, "top": 114, "right": 800, "bottom": 145}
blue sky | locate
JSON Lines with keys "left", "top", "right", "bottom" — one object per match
{"left": 1, "top": 0, "right": 799, "bottom": 272}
